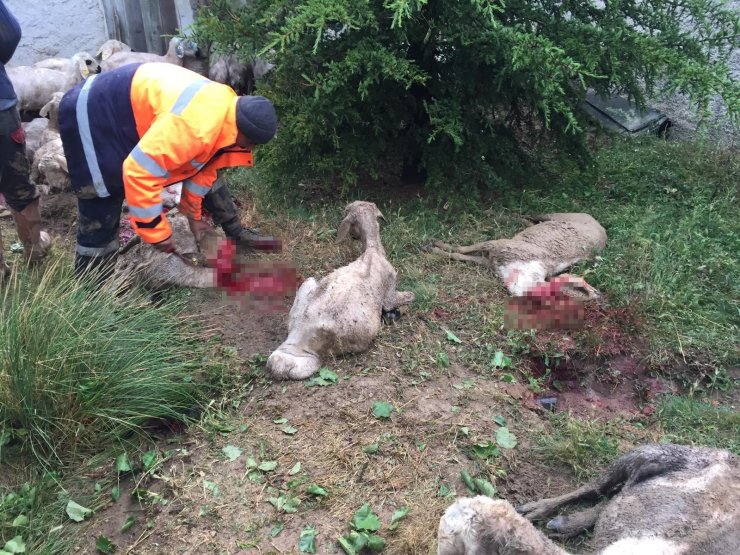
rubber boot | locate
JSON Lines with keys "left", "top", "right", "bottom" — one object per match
{"left": 0, "top": 228, "right": 10, "bottom": 282}
{"left": 11, "top": 198, "right": 50, "bottom": 263}
{"left": 74, "top": 252, "right": 117, "bottom": 284}
{"left": 202, "top": 183, "right": 281, "bottom": 254}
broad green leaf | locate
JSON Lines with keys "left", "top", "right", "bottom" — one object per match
{"left": 436, "top": 482, "right": 451, "bottom": 497}
{"left": 282, "top": 426, "right": 298, "bottom": 435}
{"left": 491, "top": 351, "right": 511, "bottom": 368}
{"left": 493, "top": 415, "right": 507, "bottom": 427}
{"left": 142, "top": 450, "right": 157, "bottom": 471}
{"left": 95, "top": 536, "right": 115, "bottom": 554}
{"left": 366, "top": 535, "right": 386, "bottom": 552}
{"left": 495, "top": 427, "right": 518, "bottom": 449}
{"left": 115, "top": 453, "right": 131, "bottom": 473}
{"left": 121, "top": 516, "right": 135, "bottom": 532}
{"left": 11, "top": 515, "right": 28, "bottom": 527}
{"left": 269, "top": 522, "right": 284, "bottom": 537}
{"left": 66, "top": 500, "right": 93, "bottom": 522}
{"left": 298, "top": 526, "right": 317, "bottom": 553}
{"left": 258, "top": 460, "right": 278, "bottom": 472}
{"left": 436, "top": 352, "right": 450, "bottom": 368}
{"left": 289, "top": 462, "right": 302, "bottom": 475}
{"left": 460, "top": 470, "right": 476, "bottom": 493}
{"left": 388, "top": 506, "right": 410, "bottom": 530}
{"left": 372, "top": 401, "right": 393, "bottom": 419}
{"left": 445, "top": 329, "right": 462, "bottom": 344}
{"left": 352, "top": 503, "right": 381, "bottom": 532}
{"left": 2, "top": 536, "right": 25, "bottom": 554}
{"left": 246, "top": 457, "right": 258, "bottom": 469}
{"left": 306, "top": 484, "right": 328, "bottom": 497}
{"left": 363, "top": 443, "right": 379, "bottom": 454}
{"left": 203, "top": 480, "right": 220, "bottom": 497}
{"left": 318, "top": 367, "right": 338, "bottom": 383}
{"left": 222, "top": 445, "right": 243, "bottom": 462}
{"left": 273, "top": 417, "right": 288, "bottom": 424}
{"left": 111, "top": 486, "right": 120, "bottom": 502}
{"left": 471, "top": 440, "right": 500, "bottom": 459}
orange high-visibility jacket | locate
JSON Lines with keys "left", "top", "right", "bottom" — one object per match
{"left": 123, "top": 63, "right": 253, "bottom": 243}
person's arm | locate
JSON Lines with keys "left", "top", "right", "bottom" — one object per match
{"left": 122, "top": 115, "right": 206, "bottom": 244}
{"left": 0, "top": 1, "right": 22, "bottom": 65}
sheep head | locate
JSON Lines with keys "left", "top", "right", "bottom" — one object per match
{"left": 173, "top": 38, "right": 203, "bottom": 60}
{"left": 96, "top": 40, "right": 131, "bottom": 61}
{"left": 72, "top": 52, "right": 101, "bottom": 78}
{"left": 39, "top": 92, "right": 64, "bottom": 124}
{"left": 336, "top": 201, "right": 384, "bottom": 243}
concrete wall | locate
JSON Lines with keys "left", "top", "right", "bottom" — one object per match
{"left": 6, "top": 0, "right": 108, "bottom": 66}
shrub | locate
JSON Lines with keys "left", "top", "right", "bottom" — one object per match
{"left": 0, "top": 259, "right": 206, "bottom": 466}
{"left": 194, "top": 0, "right": 739, "bottom": 194}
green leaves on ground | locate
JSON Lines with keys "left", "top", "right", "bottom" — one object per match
{"left": 388, "top": 507, "right": 410, "bottom": 531}
{"left": 95, "top": 536, "right": 115, "bottom": 554}
{"left": 445, "top": 330, "right": 462, "bottom": 344}
{"left": 306, "top": 484, "right": 328, "bottom": 497}
{"left": 115, "top": 453, "right": 131, "bottom": 473}
{"left": 491, "top": 351, "right": 512, "bottom": 369}
{"left": 222, "top": 445, "right": 243, "bottom": 462}
{"left": 460, "top": 470, "right": 497, "bottom": 498}
{"left": 372, "top": 401, "right": 394, "bottom": 419}
{"left": 496, "top": 427, "right": 518, "bottom": 449}
{"left": 352, "top": 504, "right": 381, "bottom": 532}
{"left": 121, "top": 516, "right": 135, "bottom": 532}
{"left": 269, "top": 494, "right": 301, "bottom": 513}
{"left": 1, "top": 536, "right": 25, "bottom": 554}
{"left": 299, "top": 526, "right": 318, "bottom": 553}
{"left": 66, "top": 500, "right": 92, "bottom": 522}
{"left": 307, "top": 368, "right": 339, "bottom": 387}
{"left": 258, "top": 460, "right": 278, "bottom": 471}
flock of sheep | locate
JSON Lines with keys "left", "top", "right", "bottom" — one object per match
{"left": 7, "top": 36, "right": 738, "bottom": 555}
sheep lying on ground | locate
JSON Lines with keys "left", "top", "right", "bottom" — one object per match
{"left": 267, "top": 201, "right": 415, "bottom": 380}
{"left": 95, "top": 39, "right": 132, "bottom": 61}
{"left": 113, "top": 213, "right": 216, "bottom": 290}
{"left": 430, "top": 213, "right": 606, "bottom": 297}
{"left": 30, "top": 93, "right": 68, "bottom": 193}
{"left": 22, "top": 117, "right": 49, "bottom": 161}
{"left": 8, "top": 52, "right": 100, "bottom": 111}
{"left": 208, "top": 53, "right": 255, "bottom": 95}
{"left": 438, "top": 443, "right": 740, "bottom": 555}
{"left": 101, "top": 37, "right": 201, "bottom": 71}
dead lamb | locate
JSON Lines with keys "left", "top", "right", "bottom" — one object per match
{"left": 267, "top": 201, "right": 415, "bottom": 380}
{"left": 430, "top": 213, "right": 606, "bottom": 297}
{"left": 101, "top": 37, "right": 201, "bottom": 71}
{"left": 30, "top": 93, "right": 69, "bottom": 193}
{"left": 438, "top": 443, "right": 739, "bottom": 555}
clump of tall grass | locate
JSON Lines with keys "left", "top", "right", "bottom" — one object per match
{"left": 0, "top": 258, "right": 207, "bottom": 466}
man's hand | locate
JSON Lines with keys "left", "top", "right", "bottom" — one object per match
{"left": 151, "top": 236, "right": 175, "bottom": 253}
{"left": 187, "top": 217, "right": 212, "bottom": 243}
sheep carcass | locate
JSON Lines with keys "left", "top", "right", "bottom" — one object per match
{"left": 101, "top": 37, "right": 201, "bottom": 71}
{"left": 95, "top": 39, "right": 132, "bottom": 61}
{"left": 430, "top": 213, "right": 606, "bottom": 296}
{"left": 8, "top": 52, "right": 100, "bottom": 112}
{"left": 267, "top": 201, "right": 415, "bottom": 380}
{"left": 22, "top": 117, "right": 49, "bottom": 162}
{"left": 438, "top": 443, "right": 739, "bottom": 555}
{"left": 208, "top": 53, "right": 255, "bottom": 95}
{"left": 30, "top": 93, "right": 68, "bottom": 193}
{"left": 113, "top": 213, "right": 216, "bottom": 290}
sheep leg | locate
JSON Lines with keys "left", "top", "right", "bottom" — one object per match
{"left": 432, "top": 240, "right": 488, "bottom": 255}
{"left": 545, "top": 502, "right": 606, "bottom": 538}
{"left": 429, "top": 246, "right": 488, "bottom": 266}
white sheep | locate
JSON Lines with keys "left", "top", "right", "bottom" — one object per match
{"left": 30, "top": 93, "right": 68, "bottom": 193}
{"left": 101, "top": 37, "right": 201, "bottom": 71}
{"left": 8, "top": 52, "right": 100, "bottom": 112}
{"left": 22, "top": 117, "right": 49, "bottom": 162}
{"left": 113, "top": 212, "right": 216, "bottom": 290}
{"left": 95, "top": 39, "right": 132, "bottom": 61}
{"left": 438, "top": 444, "right": 740, "bottom": 555}
{"left": 267, "top": 201, "right": 415, "bottom": 380}
{"left": 430, "top": 213, "right": 606, "bottom": 297}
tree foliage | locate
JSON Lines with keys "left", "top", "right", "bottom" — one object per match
{"left": 194, "top": 0, "right": 739, "bottom": 193}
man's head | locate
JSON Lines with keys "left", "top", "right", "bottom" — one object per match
{"left": 236, "top": 96, "right": 277, "bottom": 147}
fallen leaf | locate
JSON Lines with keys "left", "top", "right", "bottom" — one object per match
{"left": 115, "top": 453, "right": 131, "bottom": 473}
{"left": 222, "top": 445, "right": 243, "bottom": 462}
{"left": 66, "top": 500, "right": 93, "bottom": 522}
{"left": 258, "top": 460, "right": 278, "bottom": 472}
{"left": 299, "top": 525, "right": 317, "bottom": 553}
{"left": 445, "top": 329, "right": 462, "bottom": 344}
{"left": 306, "top": 484, "right": 328, "bottom": 497}
{"left": 353, "top": 503, "right": 381, "bottom": 532}
{"left": 95, "top": 535, "right": 115, "bottom": 554}
{"left": 495, "top": 427, "right": 518, "bottom": 449}
{"left": 121, "top": 516, "right": 135, "bottom": 532}
{"left": 372, "top": 401, "right": 393, "bottom": 419}
{"left": 388, "top": 506, "right": 410, "bottom": 530}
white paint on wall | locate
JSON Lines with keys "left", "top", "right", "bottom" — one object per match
{"left": 5, "top": 0, "right": 107, "bottom": 66}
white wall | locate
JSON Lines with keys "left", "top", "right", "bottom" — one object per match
{"left": 5, "top": 0, "right": 107, "bottom": 66}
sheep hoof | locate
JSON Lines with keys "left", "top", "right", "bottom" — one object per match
{"left": 382, "top": 308, "right": 401, "bottom": 324}
{"left": 267, "top": 349, "right": 321, "bottom": 380}
{"left": 546, "top": 516, "right": 566, "bottom": 531}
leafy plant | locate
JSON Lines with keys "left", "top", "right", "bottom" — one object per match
{"left": 372, "top": 402, "right": 394, "bottom": 419}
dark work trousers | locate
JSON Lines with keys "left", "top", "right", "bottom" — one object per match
{"left": 0, "top": 107, "right": 39, "bottom": 212}
{"left": 201, "top": 178, "right": 243, "bottom": 238}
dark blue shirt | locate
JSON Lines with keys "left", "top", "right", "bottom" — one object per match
{"left": 0, "top": 0, "right": 21, "bottom": 111}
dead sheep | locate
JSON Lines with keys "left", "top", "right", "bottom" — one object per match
{"left": 101, "top": 37, "right": 201, "bottom": 71}
{"left": 8, "top": 52, "right": 101, "bottom": 112}
{"left": 30, "top": 93, "right": 68, "bottom": 193}
{"left": 22, "top": 117, "right": 49, "bottom": 162}
{"left": 267, "top": 201, "right": 415, "bottom": 380}
{"left": 438, "top": 443, "right": 739, "bottom": 555}
{"left": 113, "top": 212, "right": 216, "bottom": 290}
{"left": 430, "top": 213, "right": 606, "bottom": 296}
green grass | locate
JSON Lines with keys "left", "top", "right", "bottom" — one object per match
{"left": 658, "top": 395, "right": 740, "bottom": 454}
{"left": 0, "top": 257, "right": 208, "bottom": 467}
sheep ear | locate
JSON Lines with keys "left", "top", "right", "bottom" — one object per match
{"left": 336, "top": 218, "right": 352, "bottom": 242}
{"left": 39, "top": 101, "right": 52, "bottom": 118}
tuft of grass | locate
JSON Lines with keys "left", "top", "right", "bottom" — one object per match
{"left": 536, "top": 413, "right": 623, "bottom": 479}
{"left": 658, "top": 395, "right": 740, "bottom": 454}
{"left": 0, "top": 257, "right": 208, "bottom": 467}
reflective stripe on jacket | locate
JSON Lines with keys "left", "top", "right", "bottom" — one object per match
{"left": 60, "top": 62, "right": 253, "bottom": 245}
